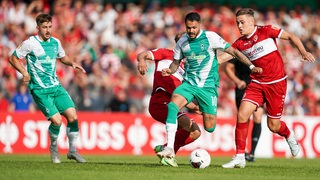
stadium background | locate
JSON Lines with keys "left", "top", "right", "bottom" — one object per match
{"left": 0, "top": 0, "right": 319, "bottom": 158}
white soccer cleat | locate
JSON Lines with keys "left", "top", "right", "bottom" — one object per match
{"left": 67, "top": 151, "right": 86, "bottom": 163}
{"left": 222, "top": 155, "right": 246, "bottom": 168}
{"left": 50, "top": 146, "right": 61, "bottom": 164}
{"left": 156, "top": 147, "right": 175, "bottom": 158}
{"left": 286, "top": 129, "right": 300, "bottom": 157}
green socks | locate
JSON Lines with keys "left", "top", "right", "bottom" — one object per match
{"left": 166, "top": 102, "right": 179, "bottom": 124}
{"left": 48, "top": 123, "right": 61, "bottom": 136}
{"left": 67, "top": 120, "right": 79, "bottom": 132}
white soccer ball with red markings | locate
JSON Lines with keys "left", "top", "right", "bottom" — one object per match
{"left": 189, "top": 149, "right": 211, "bottom": 168}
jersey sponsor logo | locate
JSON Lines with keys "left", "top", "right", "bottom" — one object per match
{"left": 185, "top": 54, "right": 206, "bottom": 61}
{"left": 246, "top": 46, "right": 264, "bottom": 58}
{"left": 242, "top": 38, "right": 277, "bottom": 61}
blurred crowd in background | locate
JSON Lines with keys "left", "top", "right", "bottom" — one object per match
{"left": 0, "top": 0, "right": 320, "bottom": 117}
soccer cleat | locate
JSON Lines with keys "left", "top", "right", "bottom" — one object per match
{"left": 154, "top": 145, "right": 164, "bottom": 160}
{"left": 67, "top": 151, "right": 86, "bottom": 163}
{"left": 161, "top": 157, "right": 178, "bottom": 167}
{"left": 222, "top": 155, "right": 246, "bottom": 168}
{"left": 286, "top": 130, "right": 300, "bottom": 157}
{"left": 156, "top": 146, "right": 175, "bottom": 158}
{"left": 245, "top": 152, "right": 256, "bottom": 162}
{"left": 50, "top": 146, "right": 61, "bottom": 164}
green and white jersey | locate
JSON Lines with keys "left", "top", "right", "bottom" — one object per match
{"left": 13, "top": 35, "right": 65, "bottom": 90}
{"left": 174, "top": 30, "right": 230, "bottom": 88}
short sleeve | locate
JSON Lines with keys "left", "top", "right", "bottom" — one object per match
{"left": 13, "top": 40, "right": 31, "bottom": 59}
{"left": 207, "top": 31, "right": 230, "bottom": 51}
{"left": 56, "top": 38, "right": 66, "bottom": 58}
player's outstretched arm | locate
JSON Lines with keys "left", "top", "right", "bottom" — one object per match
{"left": 224, "top": 46, "right": 263, "bottom": 74}
{"left": 60, "top": 56, "right": 86, "bottom": 73}
{"left": 217, "top": 53, "right": 234, "bottom": 65}
{"left": 280, "top": 30, "right": 316, "bottom": 63}
{"left": 137, "top": 51, "right": 151, "bottom": 75}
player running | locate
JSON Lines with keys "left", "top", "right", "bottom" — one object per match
{"left": 221, "top": 8, "right": 315, "bottom": 168}
{"left": 137, "top": 32, "right": 201, "bottom": 167}
{"left": 157, "top": 12, "right": 261, "bottom": 167}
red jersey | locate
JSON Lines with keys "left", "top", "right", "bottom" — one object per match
{"left": 232, "top": 25, "right": 287, "bottom": 84}
{"left": 149, "top": 48, "right": 184, "bottom": 94}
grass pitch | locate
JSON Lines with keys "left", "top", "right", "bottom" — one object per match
{"left": 0, "top": 154, "right": 319, "bottom": 180}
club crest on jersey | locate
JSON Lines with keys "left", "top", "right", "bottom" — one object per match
{"left": 201, "top": 43, "right": 204, "bottom": 50}
{"left": 253, "top": 35, "right": 258, "bottom": 42}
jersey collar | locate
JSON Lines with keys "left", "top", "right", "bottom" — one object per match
{"left": 246, "top": 26, "right": 257, "bottom": 39}
{"left": 35, "top": 35, "right": 51, "bottom": 42}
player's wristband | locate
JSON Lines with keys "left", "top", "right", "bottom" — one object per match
{"left": 249, "top": 64, "right": 255, "bottom": 70}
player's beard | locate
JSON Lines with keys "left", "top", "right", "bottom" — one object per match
{"left": 188, "top": 32, "right": 196, "bottom": 39}
{"left": 41, "top": 32, "right": 51, "bottom": 41}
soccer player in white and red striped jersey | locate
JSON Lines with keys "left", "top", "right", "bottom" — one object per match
{"left": 137, "top": 32, "right": 201, "bottom": 167}
{"left": 221, "top": 8, "right": 315, "bottom": 168}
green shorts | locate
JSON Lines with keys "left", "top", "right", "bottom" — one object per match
{"left": 31, "top": 85, "right": 75, "bottom": 119}
{"left": 173, "top": 82, "right": 218, "bottom": 115}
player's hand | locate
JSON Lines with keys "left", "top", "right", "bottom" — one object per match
{"left": 193, "top": 107, "right": 202, "bottom": 115}
{"left": 72, "top": 63, "right": 86, "bottom": 73}
{"left": 302, "top": 52, "right": 315, "bottom": 63}
{"left": 22, "top": 73, "right": 31, "bottom": 84}
{"left": 236, "top": 80, "right": 247, "bottom": 90}
{"left": 161, "top": 68, "right": 172, "bottom": 76}
{"left": 251, "top": 67, "right": 263, "bottom": 74}
{"left": 137, "top": 61, "right": 148, "bottom": 75}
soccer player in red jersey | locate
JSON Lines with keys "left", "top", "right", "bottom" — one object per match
{"left": 137, "top": 32, "right": 201, "bottom": 166}
{"left": 220, "top": 8, "right": 315, "bottom": 168}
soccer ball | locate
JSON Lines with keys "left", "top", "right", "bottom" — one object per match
{"left": 189, "top": 149, "right": 211, "bottom": 168}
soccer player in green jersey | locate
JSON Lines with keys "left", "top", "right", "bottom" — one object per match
{"left": 9, "top": 13, "right": 86, "bottom": 163}
{"left": 157, "top": 12, "right": 262, "bottom": 167}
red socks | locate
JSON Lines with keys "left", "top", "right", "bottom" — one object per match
{"left": 277, "top": 121, "right": 290, "bottom": 138}
{"left": 235, "top": 122, "right": 249, "bottom": 154}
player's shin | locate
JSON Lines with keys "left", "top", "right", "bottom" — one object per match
{"left": 276, "top": 121, "right": 290, "bottom": 138}
{"left": 67, "top": 120, "right": 79, "bottom": 152}
{"left": 48, "top": 123, "right": 61, "bottom": 163}
{"left": 166, "top": 102, "right": 179, "bottom": 149}
{"left": 48, "top": 123, "right": 60, "bottom": 148}
{"left": 235, "top": 122, "right": 249, "bottom": 154}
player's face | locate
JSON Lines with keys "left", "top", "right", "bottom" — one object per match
{"left": 185, "top": 20, "right": 200, "bottom": 39}
{"left": 236, "top": 15, "right": 255, "bottom": 36}
{"left": 37, "top": 21, "right": 52, "bottom": 41}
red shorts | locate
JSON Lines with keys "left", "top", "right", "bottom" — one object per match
{"left": 242, "top": 79, "right": 287, "bottom": 118}
{"left": 149, "top": 90, "right": 184, "bottom": 124}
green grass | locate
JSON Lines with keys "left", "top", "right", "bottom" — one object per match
{"left": 0, "top": 155, "right": 319, "bottom": 180}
